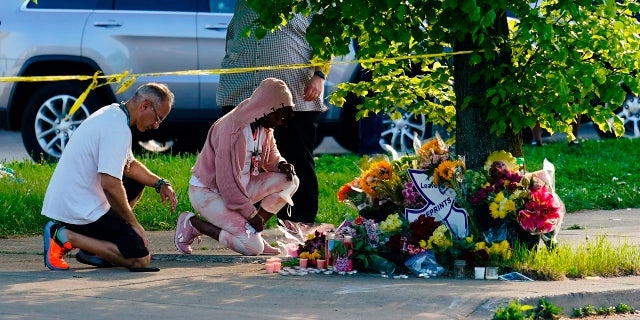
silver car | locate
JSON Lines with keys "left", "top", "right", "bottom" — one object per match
{"left": 0, "top": 0, "right": 362, "bottom": 161}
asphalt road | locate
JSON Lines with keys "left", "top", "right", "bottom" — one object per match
{"left": 0, "top": 130, "right": 30, "bottom": 163}
{"left": 1, "top": 208, "right": 639, "bottom": 320}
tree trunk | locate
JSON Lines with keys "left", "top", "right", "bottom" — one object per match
{"left": 453, "top": 13, "right": 522, "bottom": 170}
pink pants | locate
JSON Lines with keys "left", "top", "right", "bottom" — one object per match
{"left": 189, "top": 172, "right": 299, "bottom": 255}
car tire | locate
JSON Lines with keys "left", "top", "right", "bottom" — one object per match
{"left": 21, "top": 82, "right": 101, "bottom": 162}
{"left": 595, "top": 93, "right": 640, "bottom": 139}
{"left": 379, "top": 108, "right": 430, "bottom": 154}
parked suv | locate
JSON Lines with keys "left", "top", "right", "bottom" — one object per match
{"left": 0, "top": 0, "right": 364, "bottom": 162}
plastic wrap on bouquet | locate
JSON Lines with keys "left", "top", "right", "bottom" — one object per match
{"left": 483, "top": 221, "right": 541, "bottom": 250}
{"left": 404, "top": 250, "right": 445, "bottom": 277}
{"left": 518, "top": 159, "right": 565, "bottom": 240}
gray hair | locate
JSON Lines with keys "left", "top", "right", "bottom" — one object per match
{"left": 133, "top": 83, "right": 175, "bottom": 106}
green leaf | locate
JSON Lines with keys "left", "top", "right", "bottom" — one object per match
{"left": 469, "top": 53, "right": 482, "bottom": 65}
{"left": 254, "top": 27, "right": 267, "bottom": 40}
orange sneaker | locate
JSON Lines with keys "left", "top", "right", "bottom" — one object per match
{"left": 44, "top": 221, "right": 73, "bottom": 270}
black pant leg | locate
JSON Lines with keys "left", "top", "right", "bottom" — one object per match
{"left": 274, "top": 111, "right": 320, "bottom": 223}
{"left": 122, "top": 176, "right": 145, "bottom": 203}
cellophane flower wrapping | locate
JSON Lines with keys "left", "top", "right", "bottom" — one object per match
{"left": 334, "top": 134, "right": 566, "bottom": 273}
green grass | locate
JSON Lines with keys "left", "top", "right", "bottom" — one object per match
{"left": 510, "top": 236, "right": 640, "bottom": 280}
{"left": 2, "top": 138, "right": 640, "bottom": 279}
{"left": 523, "top": 138, "right": 640, "bottom": 212}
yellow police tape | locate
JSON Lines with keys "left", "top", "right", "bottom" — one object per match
{"left": 0, "top": 50, "right": 476, "bottom": 118}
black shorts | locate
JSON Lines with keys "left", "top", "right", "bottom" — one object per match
{"left": 60, "top": 176, "right": 148, "bottom": 258}
{"left": 63, "top": 210, "right": 149, "bottom": 259}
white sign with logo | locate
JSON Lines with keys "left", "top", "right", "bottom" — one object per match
{"left": 405, "top": 169, "right": 468, "bottom": 239}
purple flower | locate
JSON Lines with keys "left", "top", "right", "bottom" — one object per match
{"left": 402, "top": 181, "right": 426, "bottom": 209}
{"left": 364, "top": 219, "right": 379, "bottom": 248}
{"left": 334, "top": 256, "right": 351, "bottom": 272}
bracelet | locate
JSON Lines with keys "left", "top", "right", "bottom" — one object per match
{"left": 313, "top": 70, "right": 326, "bottom": 80}
{"left": 154, "top": 178, "right": 170, "bottom": 193}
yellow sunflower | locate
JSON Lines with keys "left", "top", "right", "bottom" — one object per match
{"left": 433, "top": 160, "right": 465, "bottom": 186}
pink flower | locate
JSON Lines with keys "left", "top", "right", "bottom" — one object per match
{"left": 517, "top": 186, "right": 561, "bottom": 234}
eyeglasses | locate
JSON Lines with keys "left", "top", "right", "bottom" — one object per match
{"left": 150, "top": 104, "right": 166, "bottom": 125}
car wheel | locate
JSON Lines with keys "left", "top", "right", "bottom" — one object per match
{"left": 21, "top": 82, "right": 99, "bottom": 162}
{"left": 615, "top": 94, "right": 640, "bottom": 138}
{"left": 596, "top": 94, "right": 640, "bottom": 139}
{"left": 379, "top": 108, "right": 430, "bottom": 154}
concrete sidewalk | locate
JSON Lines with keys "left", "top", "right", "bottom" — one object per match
{"left": 1, "top": 209, "right": 639, "bottom": 319}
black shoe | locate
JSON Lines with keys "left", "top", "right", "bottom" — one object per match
{"left": 75, "top": 250, "right": 114, "bottom": 268}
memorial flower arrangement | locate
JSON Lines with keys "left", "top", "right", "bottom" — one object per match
{"left": 334, "top": 134, "right": 565, "bottom": 274}
{"left": 463, "top": 151, "right": 565, "bottom": 249}
{"left": 297, "top": 231, "right": 325, "bottom": 267}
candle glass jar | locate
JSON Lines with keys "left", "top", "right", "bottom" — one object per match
{"left": 454, "top": 260, "right": 466, "bottom": 279}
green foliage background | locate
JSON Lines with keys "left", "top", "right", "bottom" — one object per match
{"left": 246, "top": 0, "right": 640, "bottom": 168}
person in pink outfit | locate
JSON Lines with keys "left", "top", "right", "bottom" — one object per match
{"left": 175, "top": 78, "right": 299, "bottom": 256}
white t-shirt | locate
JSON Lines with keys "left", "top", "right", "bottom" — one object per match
{"left": 41, "top": 103, "right": 134, "bottom": 224}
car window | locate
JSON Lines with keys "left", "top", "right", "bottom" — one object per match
{"left": 209, "top": 0, "right": 235, "bottom": 13}
{"left": 113, "top": 0, "right": 198, "bottom": 12}
{"left": 26, "top": 0, "right": 99, "bottom": 9}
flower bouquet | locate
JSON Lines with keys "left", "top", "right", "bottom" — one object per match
{"left": 297, "top": 231, "right": 325, "bottom": 268}
{"left": 337, "top": 156, "right": 413, "bottom": 222}
{"left": 464, "top": 153, "right": 565, "bottom": 249}
{"left": 333, "top": 133, "right": 566, "bottom": 276}
{"left": 334, "top": 216, "right": 390, "bottom": 273}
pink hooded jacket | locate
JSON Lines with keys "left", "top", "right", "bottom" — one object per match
{"left": 191, "top": 78, "right": 294, "bottom": 218}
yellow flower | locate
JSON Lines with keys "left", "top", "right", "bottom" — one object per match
{"left": 489, "top": 202, "right": 500, "bottom": 217}
{"left": 380, "top": 213, "right": 403, "bottom": 233}
{"left": 299, "top": 252, "right": 310, "bottom": 259}
{"left": 427, "top": 225, "right": 453, "bottom": 249}
{"left": 369, "top": 161, "right": 393, "bottom": 180}
{"left": 489, "top": 192, "right": 515, "bottom": 219}
{"left": 309, "top": 250, "right": 321, "bottom": 260}
{"left": 504, "top": 199, "right": 516, "bottom": 213}
{"left": 433, "top": 160, "right": 465, "bottom": 186}
{"left": 359, "top": 160, "right": 394, "bottom": 198}
{"left": 419, "top": 239, "right": 427, "bottom": 248}
{"left": 360, "top": 169, "right": 379, "bottom": 197}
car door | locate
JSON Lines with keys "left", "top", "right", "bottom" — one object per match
{"left": 196, "top": 0, "right": 235, "bottom": 120}
{"left": 82, "top": 0, "right": 199, "bottom": 121}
